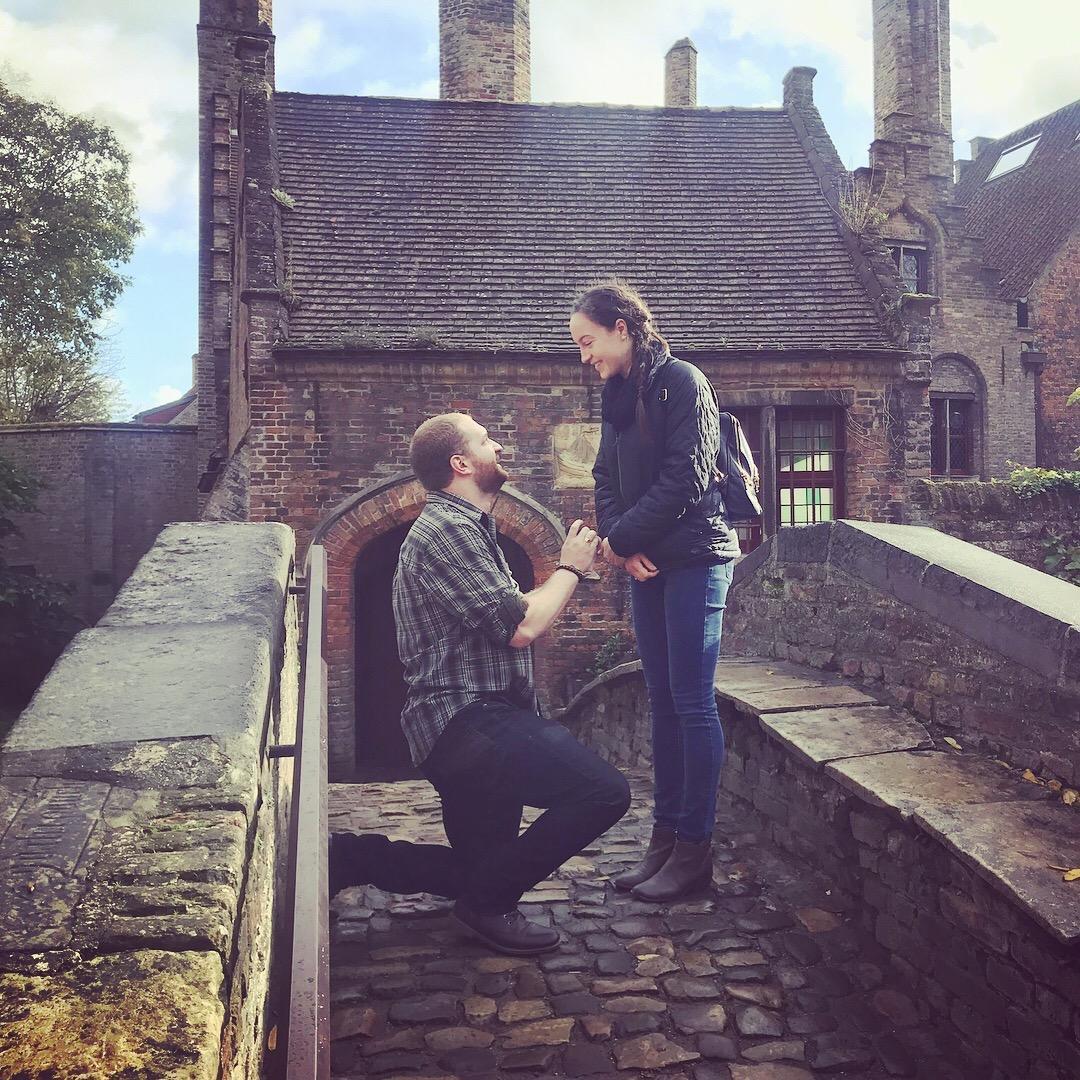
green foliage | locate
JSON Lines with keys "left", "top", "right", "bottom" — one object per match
{"left": 0, "top": 455, "right": 80, "bottom": 710}
{"left": 271, "top": 187, "right": 296, "bottom": 210}
{"left": 1041, "top": 533, "right": 1080, "bottom": 586}
{"left": 586, "top": 630, "right": 637, "bottom": 681}
{"left": 0, "top": 79, "right": 139, "bottom": 422}
{"left": 1003, "top": 466, "right": 1080, "bottom": 497}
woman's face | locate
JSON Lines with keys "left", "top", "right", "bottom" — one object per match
{"left": 570, "top": 312, "right": 634, "bottom": 381}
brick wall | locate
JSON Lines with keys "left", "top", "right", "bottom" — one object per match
{"left": 242, "top": 353, "right": 913, "bottom": 763}
{"left": 664, "top": 40, "right": 696, "bottom": 107}
{"left": 0, "top": 425, "right": 198, "bottom": 624}
{"left": 439, "top": 0, "right": 530, "bottom": 103}
{"left": 912, "top": 478, "right": 1080, "bottom": 570}
{"left": 1031, "top": 228, "right": 1080, "bottom": 467}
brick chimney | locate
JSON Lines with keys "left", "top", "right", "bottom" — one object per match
{"left": 872, "top": 0, "right": 953, "bottom": 180}
{"left": 969, "top": 136, "right": 993, "bottom": 159}
{"left": 439, "top": 0, "right": 530, "bottom": 102}
{"left": 664, "top": 38, "right": 697, "bottom": 107}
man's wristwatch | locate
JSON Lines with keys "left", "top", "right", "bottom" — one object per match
{"left": 555, "top": 563, "right": 589, "bottom": 582}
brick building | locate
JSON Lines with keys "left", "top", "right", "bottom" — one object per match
{"left": 866, "top": 0, "right": 1079, "bottom": 477}
{"left": 952, "top": 101, "right": 1080, "bottom": 468}
{"left": 193, "top": 0, "right": 1074, "bottom": 779}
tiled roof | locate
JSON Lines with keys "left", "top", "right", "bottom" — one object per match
{"left": 274, "top": 94, "right": 894, "bottom": 352}
{"left": 955, "top": 99, "right": 1080, "bottom": 298}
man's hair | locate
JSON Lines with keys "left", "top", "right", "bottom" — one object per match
{"left": 410, "top": 412, "right": 470, "bottom": 491}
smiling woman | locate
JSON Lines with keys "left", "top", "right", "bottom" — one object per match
{"left": 570, "top": 279, "right": 741, "bottom": 903}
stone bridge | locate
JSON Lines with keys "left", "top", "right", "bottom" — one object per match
{"left": 1, "top": 520, "right": 1079, "bottom": 1079}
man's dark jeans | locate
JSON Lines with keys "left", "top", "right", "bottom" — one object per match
{"left": 355, "top": 700, "right": 631, "bottom": 914}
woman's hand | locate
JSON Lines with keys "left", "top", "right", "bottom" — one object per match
{"left": 600, "top": 538, "right": 626, "bottom": 570}
{"left": 624, "top": 553, "right": 659, "bottom": 582}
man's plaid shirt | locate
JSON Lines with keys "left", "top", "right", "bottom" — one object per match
{"left": 393, "top": 491, "right": 535, "bottom": 765}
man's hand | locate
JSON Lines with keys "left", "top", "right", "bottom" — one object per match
{"left": 624, "top": 553, "right": 659, "bottom": 582}
{"left": 560, "top": 520, "right": 599, "bottom": 573}
{"left": 600, "top": 538, "right": 626, "bottom": 569}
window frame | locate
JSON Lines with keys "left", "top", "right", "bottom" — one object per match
{"left": 886, "top": 242, "right": 929, "bottom": 294}
{"left": 986, "top": 136, "right": 1040, "bottom": 182}
{"left": 774, "top": 406, "right": 846, "bottom": 528}
{"left": 930, "top": 394, "right": 977, "bottom": 477}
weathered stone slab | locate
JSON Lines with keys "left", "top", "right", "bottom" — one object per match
{"left": 759, "top": 707, "right": 932, "bottom": 767}
{"left": 827, "top": 750, "right": 1049, "bottom": 819}
{"left": 833, "top": 521, "right": 1080, "bottom": 682}
{"left": 6, "top": 623, "right": 272, "bottom": 751}
{"left": 0, "top": 778, "right": 35, "bottom": 841}
{"left": 0, "top": 779, "right": 109, "bottom": 950}
{"left": 714, "top": 660, "right": 835, "bottom": 695}
{"left": 0, "top": 737, "right": 259, "bottom": 822}
{"left": 99, "top": 521, "right": 293, "bottom": 633}
{"left": 912, "top": 800, "right": 1080, "bottom": 944}
{"left": 727, "top": 686, "right": 880, "bottom": 714}
{"left": 0, "top": 949, "right": 224, "bottom": 1079}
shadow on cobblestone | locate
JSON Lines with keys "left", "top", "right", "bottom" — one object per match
{"left": 328, "top": 769, "right": 964, "bottom": 1079}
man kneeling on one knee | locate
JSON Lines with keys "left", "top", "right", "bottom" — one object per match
{"left": 330, "top": 411, "right": 631, "bottom": 956}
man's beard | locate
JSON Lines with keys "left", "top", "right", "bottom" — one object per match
{"left": 475, "top": 458, "right": 509, "bottom": 494}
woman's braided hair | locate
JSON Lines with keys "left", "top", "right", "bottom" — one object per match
{"left": 571, "top": 279, "right": 669, "bottom": 382}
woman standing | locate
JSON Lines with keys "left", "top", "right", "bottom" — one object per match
{"left": 570, "top": 280, "right": 740, "bottom": 902}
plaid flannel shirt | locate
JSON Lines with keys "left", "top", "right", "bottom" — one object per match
{"left": 392, "top": 491, "right": 534, "bottom": 764}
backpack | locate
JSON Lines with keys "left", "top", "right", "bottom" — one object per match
{"left": 716, "top": 411, "right": 763, "bottom": 523}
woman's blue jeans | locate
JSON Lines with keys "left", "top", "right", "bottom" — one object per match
{"left": 630, "top": 560, "right": 733, "bottom": 842}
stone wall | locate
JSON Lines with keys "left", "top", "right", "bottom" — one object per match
{"left": 0, "top": 522, "right": 297, "bottom": 1079}
{"left": 0, "top": 424, "right": 199, "bottom": 624}
{"left": 724, "top": 520, "right": 1080, "bottom": 786}
{"left": 913, "top": 478, "right": 1080, "bottom": 570}
{"left": 563, "top": 521, "right": 1080, "bottom": 1079}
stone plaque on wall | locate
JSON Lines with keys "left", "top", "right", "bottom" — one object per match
{"left": 553, "top": 423, "right": 601, "bottom": 490}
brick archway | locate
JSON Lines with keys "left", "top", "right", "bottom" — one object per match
{"left": 314, "top": 473, "right": 565, "bottom": 779}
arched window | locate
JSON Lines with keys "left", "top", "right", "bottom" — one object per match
{"left": 930, "top": 355, "right": 984, "bottom": 478}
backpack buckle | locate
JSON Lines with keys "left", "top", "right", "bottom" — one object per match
{"left": 658, "top": 389, "right": 668, "bottom": 402}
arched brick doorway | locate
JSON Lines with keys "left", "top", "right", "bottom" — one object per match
{"left": 314, "top": 474, "right": 564, "bottom": 780}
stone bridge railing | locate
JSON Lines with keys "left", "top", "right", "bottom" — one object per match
{"left": 0, "top": 523, "right": 297, "bottom": 1079}
{"left": 563, "top": 520, "right": 1080, "bottom": 1080}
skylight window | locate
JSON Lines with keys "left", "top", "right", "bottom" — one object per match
{"left": 986, "top": 136, "right": 1040, "bottom": 181}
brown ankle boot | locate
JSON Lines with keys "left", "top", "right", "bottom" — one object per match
{"left": 612, "top": 825, "right": 677, "bottom": 892}
{"left": 631, "top": 837, "right": 712, "bottom": 902}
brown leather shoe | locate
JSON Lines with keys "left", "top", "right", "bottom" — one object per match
{"left": 612, "top": 825, "right": 677, "bottom": 892}
{"left": 453, "top": 901, "right": 561, "bottom": 956}
{"left": 631, "top": 838, "right": 712, "bottom": 902}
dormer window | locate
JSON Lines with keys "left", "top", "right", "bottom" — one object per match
{"left": 887, "top": 243, "right": 928, "bottom": 293}
{"left": 986, "top": 136, "right": 1039, "bottom": 181}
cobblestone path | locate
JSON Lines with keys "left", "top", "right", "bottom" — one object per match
{"left": 328, "top": 770, "right": 958, "bottom": 1079}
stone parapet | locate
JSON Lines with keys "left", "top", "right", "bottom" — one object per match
{"left": 0, "top": 522, "right": 298, "bottom": 1079}
{"left": 725, "top": 520, "right": 1080, "bottom": 783}
{"left": 564, "top": 649, "right": 1080, "bottom": 1079}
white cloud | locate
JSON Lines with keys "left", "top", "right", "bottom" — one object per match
{"left": 357, "top": 76, "right": 439, "bottom": 99}
{"left": 0, "top": 9, "right": 195, "bottom": 228}
{"left": 950, "top": 0, "right": 1080, "bottom": 148}
{"left": 153, "top": 384, "right": 184, "bottom": 406}
{"left": 276, "top": 16, "right": 365, "bottom": 84}
{"left": 530, "top": 0, "right": 870, "bottom": 108}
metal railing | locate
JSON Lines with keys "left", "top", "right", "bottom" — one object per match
{"left": 282, "top": 544, "right": 330, "bottom": 1079}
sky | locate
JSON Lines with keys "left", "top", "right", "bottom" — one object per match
{"left": 0, "top": 0, "right": 1077, "bottom": 419}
